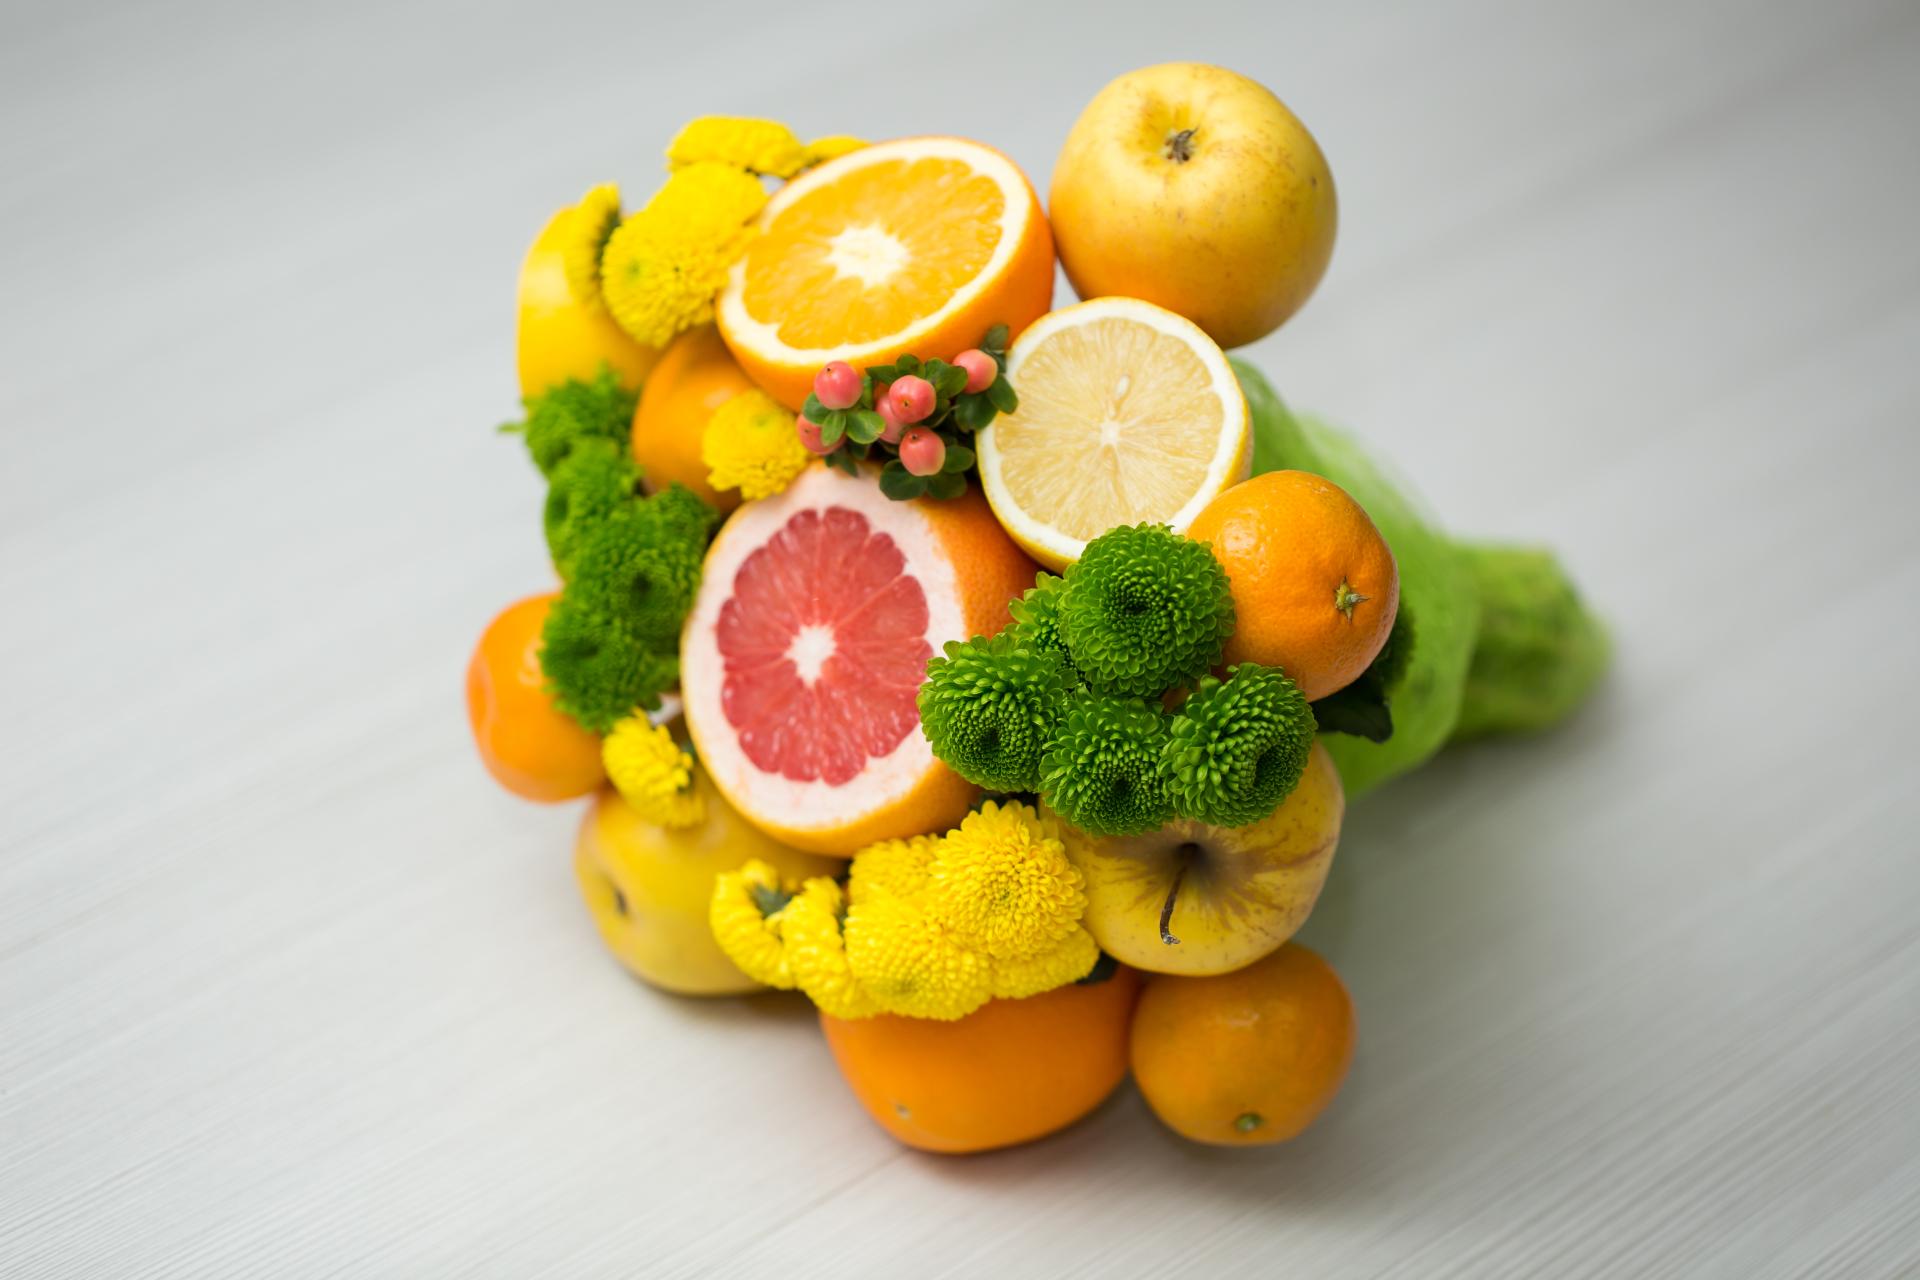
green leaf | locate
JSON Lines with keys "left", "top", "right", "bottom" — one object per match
{"left": 893, "top": 353, "right": 920, "bottom": 375}
{"left": 878, "top": 461, "right": 928, "bottom": 501}
{"left": 846, "top": 409, "right": 886, "bottom": 445}
{"left": 941, "top": 443, "right": 974, "bottom": 473}
{"left": 926, "top": 470, "right": 967, "bottom": 500}
{"left": 1310, "top": 681, "right": 1395, "bottom": 743}
{"left": 818, "top": 409, "right": 847, "bottom": 447}
{"left": 802, "top": 393, "right": 829, "bottom": 425}
{"left": 982, "top": 323, "right": 1009, "bottom": 351}
{"left": 952, "top": 395, "right": 996, "bottom": 432}
{"left": 863, "top": 364, "right": 897, "bottom": 385}
{"left": 859, "top": 371, "right": 874, "bottom": 406}
{"left": 932, "top": 362, "right": 968, "bottom": 398}
{"left": 986, "top": 376, "right": 1018, "bottom": 414}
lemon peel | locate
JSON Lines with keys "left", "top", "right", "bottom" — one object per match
{"left": 924, "top": 801, "right": 1085, "bottom": 960}
{"left": 559, "top": 183, "right": 622, "bottom": 310}
{"left": 668, "top": 117, "right": 808, "bottom": 178}
{"left": 601, "top": 719, "right": 704, "bottom": 828}
{"left": 702, "top": 389, "right": 810, "bottom": 500}
{"left": 781, "top": 878, "right": 884, "bottom": 1019}
{"left": 708, "top": 859, "right": 800, "bottom": 988}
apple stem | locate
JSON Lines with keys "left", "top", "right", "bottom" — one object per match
{"left": 1159, "top": 849, "right": 1194, "bottom": 946}
{"left": 1165, "top": 128, "right": 1197, "bottom": 164}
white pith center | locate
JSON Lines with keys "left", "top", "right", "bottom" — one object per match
{"left": 787, "top": 624, "right": 836, "bottom": 683}
{"left": 825, "top": 224, "right": 909, "bottom": 286}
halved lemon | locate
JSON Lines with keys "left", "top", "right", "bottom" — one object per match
{"left": 715, "top": 137, "right": 1055, "bottom": 411}
{"left": 975, "top": 297, "right": 1251, "bottom": 570}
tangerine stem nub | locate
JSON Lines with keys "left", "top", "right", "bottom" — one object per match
{"left": 1334, "top": 580, "right": 1370, "bottom": 618}
{"left": 1235, "top": 1112, "right": 1263, "bottom": 1134}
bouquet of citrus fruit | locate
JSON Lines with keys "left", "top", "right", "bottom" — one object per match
{"left": 468, "top": 63, "right": 1608, "bottom": 1154}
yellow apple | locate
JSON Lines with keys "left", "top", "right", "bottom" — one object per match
{"left": 516, "top": 206, "right": 660, "bottom": 399}
{"left": 1048, "top": 62, "right": 1337, "bottom": 348}
{"left": 572, "top": 776, "right": 840, "bottom": 995}
{"left": 1054, "top": 742, "right": 1344, "bottom": 975}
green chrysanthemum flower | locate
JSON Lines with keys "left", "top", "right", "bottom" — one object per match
{"left": 642, "top": 481, "right": 723, "bottom": 546}
{"left": 544, "top": 438, "right": 641, "bottom": 580}
{"left": 1039, "top": 694, "right": 1175, "bottom": 836}
{"left": 1006, "top": 574, "right": 1077, "bottom": 678}
{"left": 565, "top": 503, "right": 707, "bottom": 649}
{"left": 506, "top": 366, "right": 638, "bottom": 478}
{"left": 918, "top": 633, "right": 1072, "bottom": 792}
{"left": 1057, "top": 524, "right": 1234, "bottom": 697}
{"left": 538, "top": 594, "right": 678, "bottom": 733}
{"left": 1164, "top": 664, "right": 1315, "bottom": 828}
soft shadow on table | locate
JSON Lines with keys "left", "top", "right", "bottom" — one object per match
{"left": 913, "top": 685, "right": 1626, "bottom": 1214}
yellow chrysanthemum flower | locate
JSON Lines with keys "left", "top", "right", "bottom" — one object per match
{"left": 925, "top": 801, "right": 1086, "bottom": 960}
{"left": 781, "top": 878, "right": 883, "bottom": 1020}
{"left": 801, "top": 135, "right": 868, "bottom": 167}
{"left": 709, "top": 859, "right": 799, "bottom": 988}
{"left": 599, "top": 164, "right": 768, "bottom": 350}
{"left": 702, "top": 389, "right": 810, "bottom": 501}
{"left": 602, "top": 718, "right": 705, "bottom": 828}
{"left": 843, "top": 894, "right": 991, "bottom": 1021}
{"left": 845, "top": 833, "right": 939, "bottom": 906}
{"left": 559, "top": 183, "right": 622, "bottom": 310}
{"left": 645, "top": 161, "right": 770, "bottom": 227}
{"left": 668, "top": 116, "right": 809, "bottom": 179}
{"left": 988, "top": 926, "right": 1100, "bottom": 1000}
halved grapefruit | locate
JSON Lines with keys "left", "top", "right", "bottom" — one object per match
{"left": 681, "top": 466, "right": 1038, "bottom": 855}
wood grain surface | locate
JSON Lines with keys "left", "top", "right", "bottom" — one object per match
{"left": 3, "top": 0, "right": 1917, "bottom": 1275}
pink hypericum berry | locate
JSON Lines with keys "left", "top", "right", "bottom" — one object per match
{"left": 889, "top": 375, "right": 936, "bottom": 425}
{"left": 953, "top": 348, "right": 997, "bottom": 394}
{"left": 871, "top": 382, "right": 906, "bottom": 443}
{"left": 813, "top": 360, "right": 863, "bottom": 411}
{"left": 795, "top": 412, "right": 842, "bottom": 456}
{"left": 898, "top": 426, "right": 946, "bottom": 477}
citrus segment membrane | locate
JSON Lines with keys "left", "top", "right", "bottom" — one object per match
{"left": 717, "top": 505, "right": 931, "bottom": 785}
{"left": 975, "top": 297, "right": 1249, "bottom": 570}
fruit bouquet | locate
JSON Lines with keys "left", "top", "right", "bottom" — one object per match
{"left": 468, "top": 64, "right": 1608, "bottom": 1154}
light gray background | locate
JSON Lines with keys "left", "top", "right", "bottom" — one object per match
{"left": 4, "top": 0, "right": 1918, "bottom": 1275}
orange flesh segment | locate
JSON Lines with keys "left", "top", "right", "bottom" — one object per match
{"left": 740, "top": 157, "right": 1006, "bottom": 348}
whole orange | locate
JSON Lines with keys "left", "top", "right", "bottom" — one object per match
{"left": 819, "top": 965, "right": 1141, "bottom": 1154}
{"left": 1130, "top": 943, "right": 1355, "bottom": 1147}
{"left": 1184, "top": 469, "right": 1398, "bottom": 700}
{"left": 466, "top": 592, "right": 605, "bottom": 803}
{"left": 629, "top": 325, "right": 755, "bottom": 513}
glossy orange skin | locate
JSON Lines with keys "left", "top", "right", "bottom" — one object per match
{"left": 1130, "top": 943, "right": 1354, "bottom": 1147}
{"left": 821, "top": 966, "right": 1142, "bottom": 1154}
{"left": 516, "top": 209, "right": 660, "bottom": 398}
{"left": 466, "top": 593, "right": 604, "bottom": 802}
{"left": 629, "top": 325, "right": 754, "bottom": 513}
{"left": 1185, "top": 469, "right": 1399, "bottom": 700}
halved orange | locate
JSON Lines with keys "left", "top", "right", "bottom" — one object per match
{"left": 716, "top": 137, "right": 1055, "bottom": 410}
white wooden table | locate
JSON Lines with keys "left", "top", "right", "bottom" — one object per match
{"left": 5, "top": 1, "right": 1917, "bottom": 1274}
